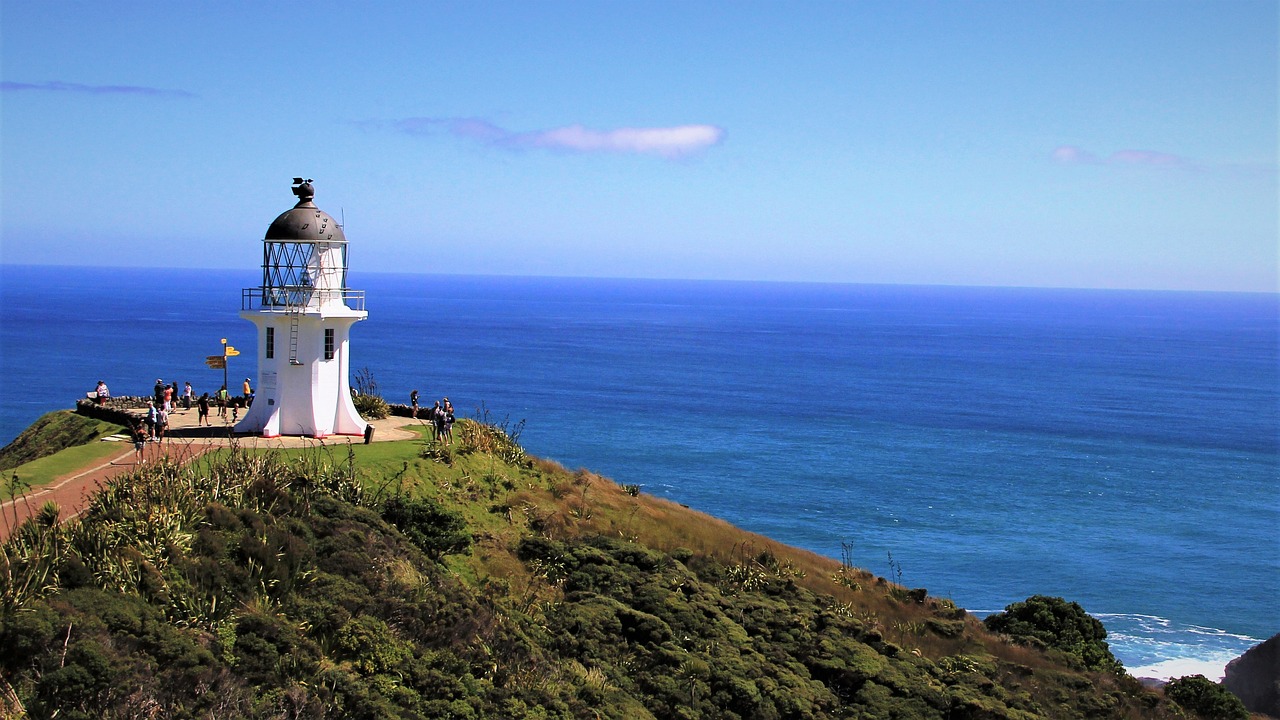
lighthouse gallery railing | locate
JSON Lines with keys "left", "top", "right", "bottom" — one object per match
{"left": 241, "top": 287, "right": 366, "bottom": 312}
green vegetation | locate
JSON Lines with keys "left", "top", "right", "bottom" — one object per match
{"left": 353, "top": 393, "right": 390, "bottom": 420}
{"left": 0, "top": 412, "right": 128, "bottom": 500}
{"left": 0, "top": 411, "right": 126, "bottom": 472}
{"left": 1, "top": 442, "right": 128, "bottom": 503}
{"left": 381, "top": 494, "right": 472, "bottom": 560}
{"left": 0, "top": 417, "right": 1188, "bottom": 718}
{"left": 982, "top": 595, "right": 1122, "bottom": 673}
{"left": 352, "top": 367, "right": 390, "bottom": 419}
{"left": 1163, "top": 675, "right": 1249, "bottom": 720}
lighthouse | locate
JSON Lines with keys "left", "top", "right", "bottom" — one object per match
{"left": 235, "top": 179, "right": 368, "bottom": 438}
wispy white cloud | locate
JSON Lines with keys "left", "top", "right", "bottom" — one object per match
{"left": 389, "top": 117, "right": 725, "bottom": 158}
{"left": 1051, "top": 145, "right": 1192, "bottom": 169}
{"left": 1, "top": 80, "right": 194, "bottom": 98}
{"left": 525, "top": 124, "right": 725, "bottom": 157}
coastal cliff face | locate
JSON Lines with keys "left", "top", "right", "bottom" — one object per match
{"left": 1223, "top": 633, "right": 1280, "bottom": 717}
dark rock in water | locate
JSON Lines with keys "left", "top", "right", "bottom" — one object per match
{"left": 1223, "top": 633, "right": 1280, "bottom": 718}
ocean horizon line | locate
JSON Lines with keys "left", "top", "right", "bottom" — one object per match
{"left": 2, "top": 262, "right": 1276, "bottom": 297}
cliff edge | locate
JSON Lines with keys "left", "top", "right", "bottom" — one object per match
{"left": 1224, "top": 633, "right": 1280, "bottom": 717}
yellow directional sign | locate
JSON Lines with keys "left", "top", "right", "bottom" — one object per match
{"left": 224, "top": 347, "right": 241, "bottom": 357}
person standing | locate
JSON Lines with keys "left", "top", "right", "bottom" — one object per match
{"left": 197, "top": 392, "right": 211, "bottom": 426}
{"left": 216, "top": 386, "right": 228, "bottom": 418}
{"left": 132, "top": 421, "right": 147, "bottom": 462}
{"left": 163, "top": 383, "right": 174, "bottom": 413}
{"left": 95, "top": 380, "right": 110, "bottom": 406}
{"left": 183, "top": 381, "right": 193, "bottom": 410}
{"left": 155, "top": 405, "right": 169, "bottom": 442}
{"left": 443, "top": 398, "right": 455, "bottom": 445}
{"left": 144, "top": 401, "right": 158, "bottom": 440}
{"left": 430, "top": 400, "right": 444, "bottom": 442}
{"left": 154, "top": 378, "right": 166, "bottom": 407}
{"left": 242, "top": 377, "right": 253, "bottom": 406}
{"left": 410, "top": 389, "right": 419, "bottom": 418}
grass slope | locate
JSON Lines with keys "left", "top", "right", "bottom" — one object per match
{"left": 0, "top": 417, "right": 1191, "bottom": 719}
{"left": 0, "top": 411, "right": 127, "bottom": 500}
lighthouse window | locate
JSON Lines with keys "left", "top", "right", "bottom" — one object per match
{"left": 265, "top": 327, "right": 275, "bottom": 359}
{"left": 324, "top": 328, "right": 335, "bottom": 360}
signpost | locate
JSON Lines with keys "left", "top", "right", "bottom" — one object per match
{"left": 216, "top": 338, "right": 240, "bottom": 397}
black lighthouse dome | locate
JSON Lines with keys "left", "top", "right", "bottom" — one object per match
{"left": 265, "top": 178, "right": 346, "bottom": 243}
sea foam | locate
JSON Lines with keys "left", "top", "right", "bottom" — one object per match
{"left": 1097, "top": 613, "right": 1262, "bottom": 682}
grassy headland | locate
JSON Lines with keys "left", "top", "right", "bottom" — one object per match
{"left": 0, "top": 414, "right": 1202, "bottom": 718}
{"left": 0, "top": 412, "right": 128, "bottom": 500}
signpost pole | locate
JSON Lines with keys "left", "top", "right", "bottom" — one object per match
{"left": 221, "top": 338, "right": 229, "bottom": 397}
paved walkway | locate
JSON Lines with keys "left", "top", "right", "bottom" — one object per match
{"left": 142, "top": 402, "right": 422, "bottom": 447}
{"left": 0, "top": 407, "right": 422, "bottom": 541}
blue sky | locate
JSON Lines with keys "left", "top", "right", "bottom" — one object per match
{"left": 2, "top": 1, "right": 1276, "bottom": 291}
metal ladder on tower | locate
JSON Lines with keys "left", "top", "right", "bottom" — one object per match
{"left": 288, "top": 311, "right": 302, "bottom": 365}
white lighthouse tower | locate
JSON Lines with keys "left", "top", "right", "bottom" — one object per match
{"left": 235, "top": 179, "right": 368, "bottom": 438}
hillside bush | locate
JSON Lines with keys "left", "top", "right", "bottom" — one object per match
{"left": 983, "top": 595, "right": 1122, "bottom": 672}
{"left": 380, "top": 494, "right": 471, "bottom": 560}
{"left": 1165, "top": 674, "right": 1249, "bottom": 719}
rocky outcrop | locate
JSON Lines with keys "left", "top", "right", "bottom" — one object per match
{"left": 1223, "top": 633, "right": 1280, "bottom": 718}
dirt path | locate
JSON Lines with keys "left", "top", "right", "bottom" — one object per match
{"left": 0, "top": 441, "right": 217, "bottom": 541}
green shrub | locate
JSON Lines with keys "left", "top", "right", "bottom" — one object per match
{"left": 352, "top": 393, "right": 389, "bottom": 420}
{"left": 380, "top": 495, "right": 471, "bottom": 560}
{"left": 1165, "top": 674, "right": 1249, "bottom": 720}
{"left": 336, "top": 616, "right": 412, "bottom": 675}
{"left": 983, "top": 595, "right": 1122, "bottom": 672}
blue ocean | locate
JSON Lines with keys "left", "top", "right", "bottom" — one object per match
{"left": 1, "top": 264, "right": 1276, "bottom": 679}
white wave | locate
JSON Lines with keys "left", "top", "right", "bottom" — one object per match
{"left": 1094, "top": 612, "right": 1264, "bottom": 683}
{"left": 1095, "top": 612, "right": 1172, "bottom": 627}
{"left": 1127, "top": 657, "right": 1230, "bottom": 682}
{"left": 976, "top": 610, "right": 1264, "bottom": 682}
{"left": 1184, "top": 624, "right": 1263, "bottom": 643}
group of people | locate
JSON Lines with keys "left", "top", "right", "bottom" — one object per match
{"left": 125, "top": 377, "right": 229, "bottom": 460}
{"left": 130, "top": 379, "right": 242, "bottom": 460}
{"left": 410, "top": 390, "right": 455, "bottom": 443}
{"left": 152, "top": 378, "right": 195, "bottom": 413}
{"left": 129, "top": 378, "right": 193, "bottom": 453}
